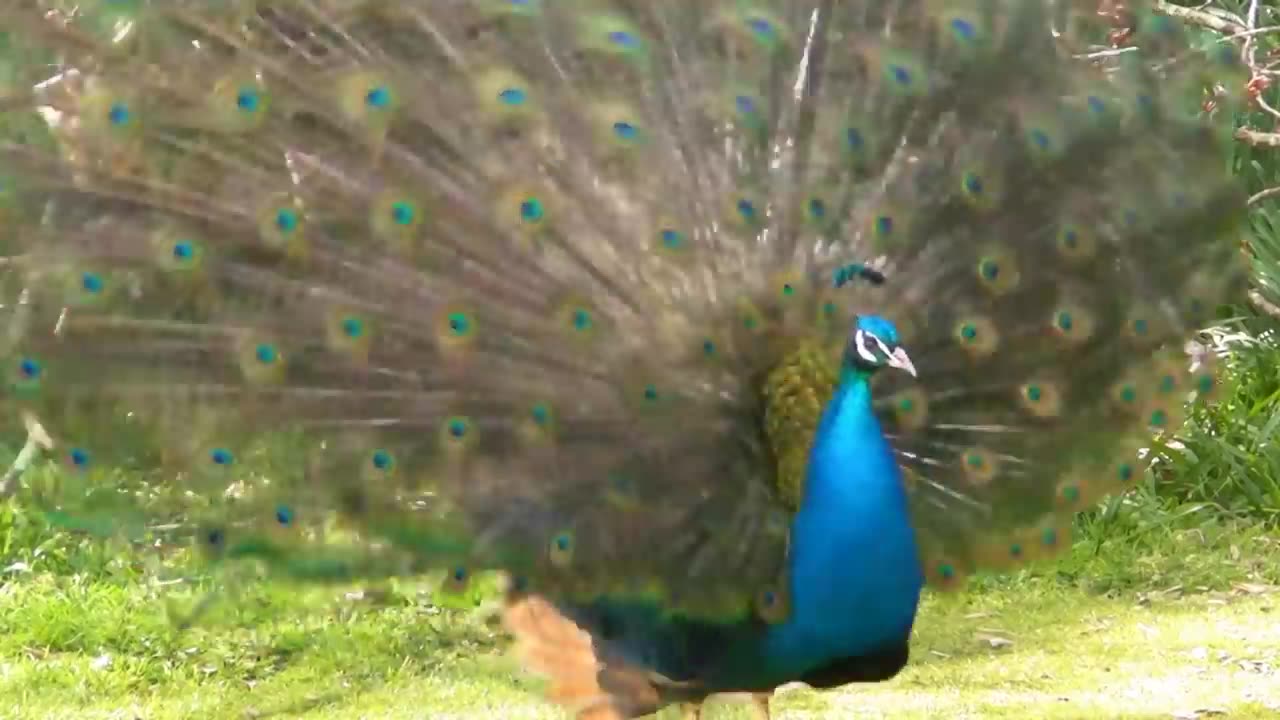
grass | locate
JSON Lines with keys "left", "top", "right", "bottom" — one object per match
{"left": 0, "top": 498, "right": 1277, "bottom": 720}
{"left": 2, "top": 314, "right": 1279, "bottom": 720}
{"left": 1, "top": 332, "right": 1279, "bottom": 720}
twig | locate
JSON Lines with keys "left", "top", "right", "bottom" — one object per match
{"left": 1249, "top": 186, "right": 1280, "bottom": 205}
{"left": 1235, "top": 127, "right": 1280, "bottom": 146}
{"left": 1154, "top": 0, "right": 1245, "bottom": 35}
{"left": 1249, "top": 290, "right": 1280, "bottom": 320}
{"left": 1076, "top": 46, "right": 1139, "bottom": 60}
{"left": 0, "top": 415, "right": 52, "bottom": 499}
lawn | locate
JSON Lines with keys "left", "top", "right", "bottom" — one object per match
{"left": 0, "top": 509, "right": 1276, "bottom": 720}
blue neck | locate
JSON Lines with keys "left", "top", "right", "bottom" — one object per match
{"left": 760, "top": 366, "right": 924, "bottom": 680}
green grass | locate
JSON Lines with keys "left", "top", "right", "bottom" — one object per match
{"left": 1, "top": 505, "right": 1276, "bottom": 720}
{"left": 2, "top": 315, "right": 1278, "bottom": 720}
{"left": 2, "top": 332, "right": 1280, "bottom": 720}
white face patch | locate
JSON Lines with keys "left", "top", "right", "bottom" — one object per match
{"left": 853, "top": 328, "right": 916, "bottom": 376}
{"left": 854, "top": 329, "right": 890, "bottom": 365}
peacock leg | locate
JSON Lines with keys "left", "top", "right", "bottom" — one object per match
{"left": 749, "top": 692, "right": 771, "bottom": 720}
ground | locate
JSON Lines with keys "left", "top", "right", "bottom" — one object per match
{"left": 1, "top": 518, "right": 1277, "bottom": 719}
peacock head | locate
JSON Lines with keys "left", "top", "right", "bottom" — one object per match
{"left": 846, "top": 315, "right": 917, "bottom": 377}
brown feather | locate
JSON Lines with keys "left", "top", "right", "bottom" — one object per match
{"left": 503, "top": 591, "right": 699, "bottom": 719}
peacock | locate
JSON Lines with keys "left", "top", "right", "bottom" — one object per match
{"left": 0, "top": 1, "right": 1252, "bottom": 718}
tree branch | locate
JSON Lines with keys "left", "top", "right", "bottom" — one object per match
{"left": 1235, "top": 127, "right": 1280, "bottom": 147}
{"left": 1154, "top": 0, "right": 1246, "bottom": 35}
{"left": 1250, "top": 290, "right": 1280, "bottom": 321}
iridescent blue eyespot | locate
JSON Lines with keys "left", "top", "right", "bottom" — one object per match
{"left": 341, "top": 317, "right": 364, "bottom": 338}
{"left": 607, "top": 30, "right": 638, "bottom": 48}
{"left": 206, "top": 529, "right": 225, "bottom": 547}
{"left": 737, "top": 199, "right": 756, "bottom": 221}
{"left": 747, "top": 17, "right": 774, "bottom": 38}
{"left": 173, "top": 241, "right": 194, "bottom": 261}
{"left": 612, "top": 121, "right": 638, "bottom": 140}
{"left": 875, "top": 216, "right": 893, "bottom": 236}
{"left": 236, "top": 89, "right": 261, "bottom": 112}
{"left": 275, "top": 505, "right": 294, "bottom": 526}
{"left": 643, "top": 384, "right": 659, "bottom": 401}
{"left": 81, "top": 272, "right": 104, "bottom": 294}
{"left": 1030, "top": 130, "right": 1050, "bottom": 150}
{"left": 735, "top": 96, "right": 756, "bottom": 115}
{"left": 660, "top": 229, "right": 683, "bottom": 249}
{"left": 963, "top": 173, "right": 983, "bottom": 195}
{"left": 498, "top": 88, "right": 527, "bottom": 105}
{"left": 845, "top": 128, "right": 865, "bottom": 150}
{"left": 366, "top": 86, "right": 391, "bottom": 108}
{"left": 371, "top": 449, "right": 393, "bottom": 470}
{"left": 210, "top": 448, "right": 234, "bottom": 465}
{"left": 275, "top": 209, "right": 298, "bottom": 233}
{"left": 950, "top": 18, "right": 976, "bottom": 40}
{"left": 19, "top": 358, "right": 40, "bottom": 378}
{"left": 702, "top": 339, "right": 716, "bottom": 356}
{"left": 69, "top": 448, "right": 90, "bottom": 467}
{"left": 889, "top": 65, "right": 912, "bottom": 86}
{"left": 1087, "top": 96, "right": 1106, "bottom": 114}
{"left": 391, "top": 201, "right": 415, "bottom": 225}
{"left": 452, "top": 566, "right": 468, "bottom": 582}
{"left": 448, "top": 419, "right": 468, "bottom": 438}
{"left": 571, "top": 309, "right": 592, "bottom": 331}
{"left": 108, "top": 103, "right": 130, "bottom": 126}
{"left": 520, "top": 198, "right": 544, "bottom": 222}
{"left": 448, "top": 313, "right": 471, "bottom": 335}
{"left": 255, "top": 344, "right": 278, "bottom": 364}
{"left": 531, "top": 404, "right": 550, "bottom": 425}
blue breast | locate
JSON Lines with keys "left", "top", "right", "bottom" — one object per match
{"left": 556, "top": 370, "right": 925, "bottom": 692}
{"left": 759, "top": 368, "right": 925, "bottom": 681}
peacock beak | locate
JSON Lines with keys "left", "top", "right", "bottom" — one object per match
{"left": 886, "top": 346, "right": 917, "bottom": 377}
